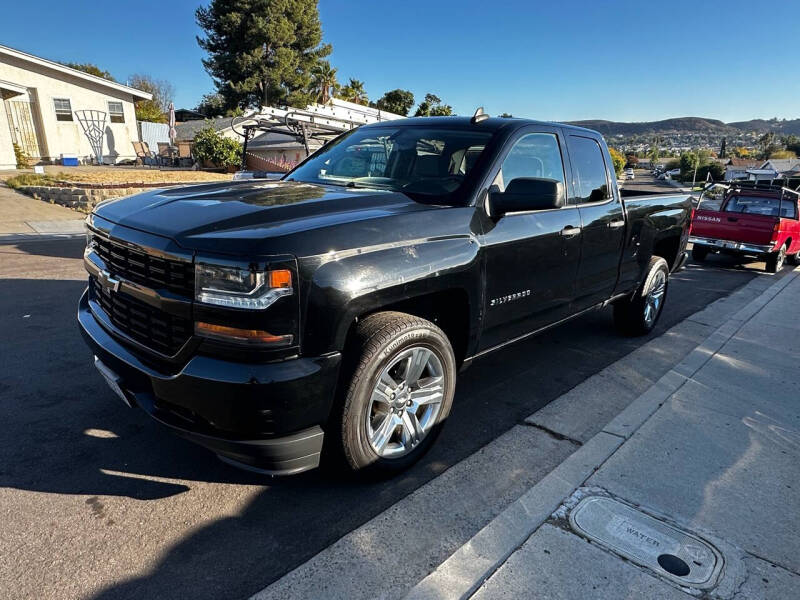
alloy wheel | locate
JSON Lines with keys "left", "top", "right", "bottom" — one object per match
{"left": 644, "top": 270, "right": 666, "bottom": 327}
{"left": 365, "top": 346, "right": 445, "bottom": 458}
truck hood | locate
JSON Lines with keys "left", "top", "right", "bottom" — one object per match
{"left": 93, "top": 180, "right": 442, "bottom": 256}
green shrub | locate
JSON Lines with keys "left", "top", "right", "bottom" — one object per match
{"left": 192, "top": 123, "right": 242, "bottom": 169}
{"left": 12, "top": 143, "right": 33, "bottom": 169}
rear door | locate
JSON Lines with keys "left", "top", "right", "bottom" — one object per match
{"left": 478, "top": 126, "right": 582, "bottom": 351}
{"left": 568, "top": 135, "right": 626, "bottom": 310}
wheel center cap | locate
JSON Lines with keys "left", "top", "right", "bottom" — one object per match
{"left": 393, "top": 389, "right": 409, "bottom": 410}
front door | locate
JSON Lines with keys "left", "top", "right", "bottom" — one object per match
{"left": 567, "top": 135, "right": 626, "bottom": 310}
{"left": 478, "top": 128, "right": 582, "bottom": 352}
{"left": 5, "top": 97, "right": 42, "bottom": 158}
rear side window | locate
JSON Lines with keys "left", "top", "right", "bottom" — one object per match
{"left": 570, "top": 136, "right": 610, "bottom": 203}
{"left": 724, "top": 195, "right": 798, "bottom": 218}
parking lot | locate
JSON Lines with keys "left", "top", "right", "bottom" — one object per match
{"left": 0, "top": 205, "right": 774, "bottom": 600}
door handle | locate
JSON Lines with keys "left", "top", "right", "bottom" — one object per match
{"left": 560, "top": 226, "right": 582, "bottom": 237}
{"left": 608, "top": 219, "right": 625, "bottom": 229}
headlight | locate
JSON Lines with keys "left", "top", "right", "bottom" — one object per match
{"left": 195, "top": 263, "right": 293, "bottom": 310}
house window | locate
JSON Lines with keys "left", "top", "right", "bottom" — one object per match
{"left": 53, "top": 98, "right": 73, "bottom": 122}
{"left": 108, "top": 101, "right": 124, "bottom": 123}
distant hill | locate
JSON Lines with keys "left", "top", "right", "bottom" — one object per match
{"left": 565, "top": 117, "right": 800, "bottom": 137}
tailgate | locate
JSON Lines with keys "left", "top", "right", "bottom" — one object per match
{"left": 692, "top": 209, "right": 776, "bottom": 245}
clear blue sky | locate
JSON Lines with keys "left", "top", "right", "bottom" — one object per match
{"left": 1, "top": 0, "right": 798, "bottom": 122}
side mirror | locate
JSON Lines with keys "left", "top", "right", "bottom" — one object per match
{"left": 487, "top": 178, "right": 565, "bottom": 218}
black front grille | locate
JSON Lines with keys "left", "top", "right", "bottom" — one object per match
{"left": 91, "top": 278, "right": 192, "bottom": 356}
{"left": 93, "top": 234, "right": 194, "bottom": 297}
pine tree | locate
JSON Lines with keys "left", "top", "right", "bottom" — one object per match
{"left": 196, "top": 0, "right": 331, "bottom": 111}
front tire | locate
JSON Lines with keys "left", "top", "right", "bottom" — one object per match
{"left": 335, "top": 312, "right": 456, "bottom": 476}
{"left": 614, "top": 257, "right": 670, "bottom": 336}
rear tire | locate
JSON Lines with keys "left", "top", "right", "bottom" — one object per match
{"left": 691, "top": 245, "right": 709, "bottom": 262}
{"left": 789, "top": 250, "right": 800, "bottom": 266}
{"left": 614, "top": 257, "right": 670, "bottom": 336}
{"left": 766, "top": 244, "right": 787, "bottom": 274}
{"left": 334, "top": 312, "right": 456, "bottom": 476}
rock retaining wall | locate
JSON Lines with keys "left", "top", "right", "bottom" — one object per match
{"left": 18, "top": 184, "right": 177, "bottom": 212}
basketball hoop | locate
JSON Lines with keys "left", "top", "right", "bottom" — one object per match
{"left": 75, "top": 110, "right": 107, "bottom": 165}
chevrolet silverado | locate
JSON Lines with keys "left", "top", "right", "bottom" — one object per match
{"left": 79, "top": 116, "right": 691, "bottom": 476}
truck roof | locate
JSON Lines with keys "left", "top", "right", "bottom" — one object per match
{"left": 359, "top": 116, "right": 602, "bottom": 137}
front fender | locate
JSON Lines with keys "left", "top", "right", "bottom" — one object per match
{"left": 300, "top": 237, "right": 481, "bottom": 356}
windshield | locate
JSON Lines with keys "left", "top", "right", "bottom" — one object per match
{"left": 286, "top": 126, "right": 494, "bottom": 198}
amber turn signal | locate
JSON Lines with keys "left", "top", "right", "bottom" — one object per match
{"left": 195, "top": 322, "right": 293, "bottom": 346}
{"left": 269, "top": 269, "right": 292, "bottom": 288}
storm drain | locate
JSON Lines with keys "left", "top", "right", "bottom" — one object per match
{"left": 568, "top": 496, "right": 723, "bottom": 589}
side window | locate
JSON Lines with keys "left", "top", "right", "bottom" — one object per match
{"left": 108, "top": 101, "right": 125, "bottom": 123}
{"left": 570, "top": 136, "right": 610, "bottom": 203}
{"left": 494, "top": 133, "right": 565, "bottom": 192}
{"left": 53, "top": 98, "right": 73, "bottom": 122}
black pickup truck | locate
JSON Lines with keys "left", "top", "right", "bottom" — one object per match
{"left": 79, "top": 117, "right": 690, "bottom": 476}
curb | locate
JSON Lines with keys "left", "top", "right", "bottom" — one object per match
{"left": 405, "top": 267, "right": 799, "bottom": 600}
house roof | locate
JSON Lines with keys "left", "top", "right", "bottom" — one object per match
{"left": 0, "top": 44, "right": 152, "bottom": 100}
{"left": 761, "top": 158, "right": 800, "bottom": 173}
{"left": 174, "top": 117, "right": 236, "bottom": 141}
{"left": 727, "top": 158, "right": 760, "bottom": 167}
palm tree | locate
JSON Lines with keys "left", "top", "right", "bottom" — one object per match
{"left": 341, "top": 78, "right": 367, "bottom": 105}
{"left": 311, "top": 62, "right": 338, "bottom": 104}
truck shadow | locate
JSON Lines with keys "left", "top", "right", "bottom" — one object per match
{"left": 0, "top": 265, "right": 761, "bottom": 600}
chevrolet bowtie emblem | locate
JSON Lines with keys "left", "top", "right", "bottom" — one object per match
{"left": 98, "top": 269, "right": 121, "bottom": 293}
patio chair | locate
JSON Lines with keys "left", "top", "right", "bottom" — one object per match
{"left": 177, "top": 142, "right": 194, "bottom": 168}
{"left": 132, "top": 141, "right": 149, "bottom": 166}
{"left": 156, "top": 142, "right": 174, "bottom": 167}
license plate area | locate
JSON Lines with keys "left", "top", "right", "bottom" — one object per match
{"left": 94, "top": 356, "right": 133, "bottom": 408}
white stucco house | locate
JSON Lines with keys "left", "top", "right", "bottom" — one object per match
{"left": 0, "top": 44, "right": 151, "bottom": 169}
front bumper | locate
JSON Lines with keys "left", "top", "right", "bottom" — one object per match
{"left": 78, "top": 289, "right": 342, "bottom": 475}
{"left": 689, "top": 236, "right": 775, "bottom": 255}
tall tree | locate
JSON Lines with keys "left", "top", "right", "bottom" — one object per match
{"left": 196, "top": 92, "right": 228, "bottom": 117}
{"left": 719, "top": 137, "right": 727, "bottom": 159}
{"left": 311, "top": 61, "right": 338, "bottom": 103}
{"left": 374, "top": 89, "right": 414, "bottom": 116}
{"left": 340, "top": 78, "right": 367, "bottom": 105}
{"left": 196, "top": 0, "right": 331, "bottom": 110}
{"left": 757, "top": 132, "right": 778, "bottom": 160}
{"left": 414, "top": 93, "right": 453, "bottom": 117}
{"left": 128, "top": 74, "right": 175, "bottom": 112}
{"left": 608, "top": 147, "right": 625, "bottom": 177}
{"left": 62, "top": 62, "right": 116, "bottom": 81}
{"left": 783, "top": 135, "right": 800, "bottom": 156}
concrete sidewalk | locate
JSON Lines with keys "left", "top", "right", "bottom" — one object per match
{"left": 412, "top": 268, "right": 800, "bottom": 599}
{"left": 0, "top": 183, "right": 85, "bottom": 241}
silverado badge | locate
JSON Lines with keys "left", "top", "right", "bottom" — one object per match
{"left": 490, "top": 289, "right": 531, "bottom": 306}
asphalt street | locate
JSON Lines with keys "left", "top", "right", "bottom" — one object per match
{"left": 0, "top": 179, "right": 773, "bottom": 599}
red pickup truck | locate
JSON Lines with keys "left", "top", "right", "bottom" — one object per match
{"left": 690, "top": 182, "right": 800, "bottom": 272}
